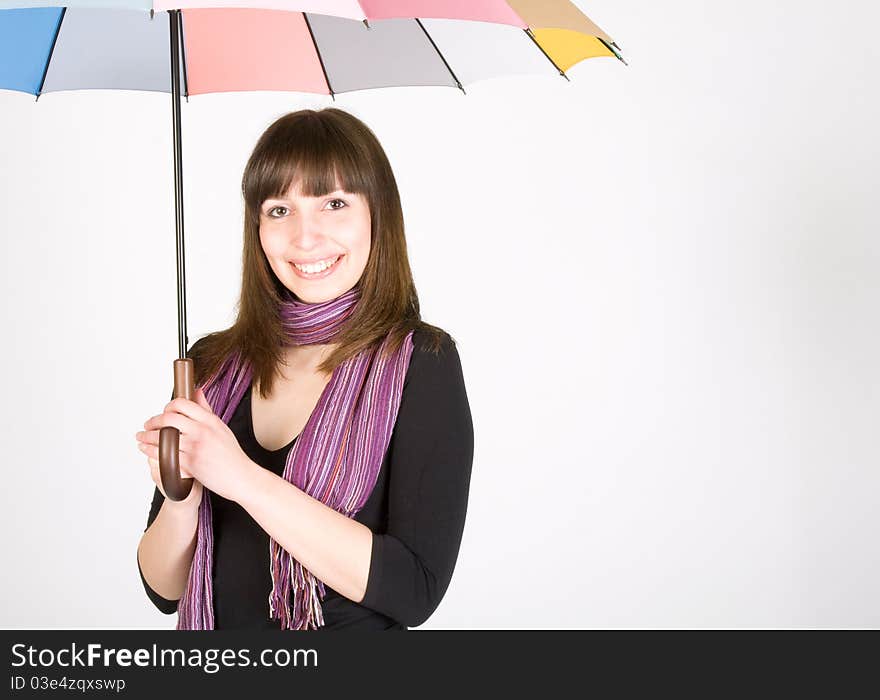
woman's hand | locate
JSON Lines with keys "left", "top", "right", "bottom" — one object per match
{"left": 135, "top": 387, "right": 256, "bottom": 503}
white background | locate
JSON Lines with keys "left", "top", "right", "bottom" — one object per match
{"left": 1, "top": 0, "right": 878, "bottom": 628}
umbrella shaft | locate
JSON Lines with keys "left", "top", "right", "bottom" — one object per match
{"left": 169, "top": 10, "right": 188, "bottom": 359}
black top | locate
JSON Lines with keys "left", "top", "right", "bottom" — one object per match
{"left": 138, "top": 329, "right": 474, "bottom": 630}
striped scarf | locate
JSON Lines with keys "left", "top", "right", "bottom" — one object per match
{"left": 175, "top": 286, "right": 414, "bottom": 630}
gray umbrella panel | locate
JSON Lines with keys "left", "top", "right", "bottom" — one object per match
{"left": 306, "top": 14, "right": 459, "bottom": 93}
{"left": 42, "top": 9, "right": 183, "bottom": 93}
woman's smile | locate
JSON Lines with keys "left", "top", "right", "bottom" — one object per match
{"left": 290, "top": 253, "right": 345, "bottom": 280}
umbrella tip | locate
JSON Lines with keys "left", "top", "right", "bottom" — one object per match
{"left": 363, "top": 19, "right": 370, "bottom": 30}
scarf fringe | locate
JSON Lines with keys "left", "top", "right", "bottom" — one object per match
{"left": 269, "top": 543, "right": 327, "bottom": 630}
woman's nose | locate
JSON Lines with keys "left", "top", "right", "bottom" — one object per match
{"left": 289, "top": 214, "right": 324, "bottom": 244}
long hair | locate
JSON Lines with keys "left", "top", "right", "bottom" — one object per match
{"left": 188, "top": 108, "right": 448, "bottom": 398}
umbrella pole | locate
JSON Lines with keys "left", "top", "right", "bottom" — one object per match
{"left": 159, "top": 8, "right": 195, "bottom": 502}
{"left": 169, "top": 8, "right": 188, "bottom": 359}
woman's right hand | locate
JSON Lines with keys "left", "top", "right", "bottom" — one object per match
{"left": 147, "top": 454, "right": 204, "bottom": 509}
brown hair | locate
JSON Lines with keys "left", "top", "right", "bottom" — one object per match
{"left": 189, "top": 107, "right": 449, "bottom": 399}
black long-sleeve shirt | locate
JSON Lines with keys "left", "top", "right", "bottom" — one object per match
{"left": 138, "top": 329, "right": 474, "bottom": 630}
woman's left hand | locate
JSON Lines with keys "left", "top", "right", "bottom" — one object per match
{"left": 136, "top": 387, "right": 255, "bottom": 503}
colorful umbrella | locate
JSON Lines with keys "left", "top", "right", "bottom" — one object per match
{"left": 0, "top": 0, "right": 626, "bottom": 499}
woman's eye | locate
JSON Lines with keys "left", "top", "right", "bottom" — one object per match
{"left": 266, "top": 200, "right": 345, "bottom": 217}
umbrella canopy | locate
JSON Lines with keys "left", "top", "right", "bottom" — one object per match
{"left": 0, "top": 1, "right": 624, "bottom": 97}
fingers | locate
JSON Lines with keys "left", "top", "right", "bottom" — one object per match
{"left": 137, "top": 431, "right": 197, "bottom": 455}
{"left": 145, "top": 444, "right": 200, "bottom": 505}
{"left": 145, "top": 446, "right": 194, "bottom": 480}
{"left": 137, "top": 428, "right": 195, "bottom": 445}
{"left": 142, "top": 411, "right": 198, "bottom": 436}
{"left": 138, "top": 394, "right": 213, "bottom": 457}
{"left": 160, "top": 395, "right": 215, "bottom": 425}
{"left": 140, "top": 439, "right": 193, "bottom": 468}
{"left": 136, "top": 429, "right": 160, "bottom": 444}
{"left": 138, "top": 401, "right": 207, "bottom": 498}
{"left": 138, "top": 424, "right": 197, "bottom": 494}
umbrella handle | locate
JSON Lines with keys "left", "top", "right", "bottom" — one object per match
{"left": 158, "top": 358, "right": 195, "bottom": 502}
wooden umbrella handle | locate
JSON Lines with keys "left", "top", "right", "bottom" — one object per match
{"left": 158, "top": 358, "right": 195, "bottom": 501}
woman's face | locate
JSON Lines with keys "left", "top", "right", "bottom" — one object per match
{"left": 259, "top": 181, "right": 371, "bottom": 303}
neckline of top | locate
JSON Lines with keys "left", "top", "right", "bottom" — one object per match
{"left": 244, "top": 384, "right": 298, "bottom": 456}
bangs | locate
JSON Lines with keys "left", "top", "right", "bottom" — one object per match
{"left": 246, "top": 115, "right": 371, "bottom": 210}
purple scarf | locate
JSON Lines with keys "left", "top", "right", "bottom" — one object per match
{"left": 176, "top": 286, "right": 414, "bottom": 630}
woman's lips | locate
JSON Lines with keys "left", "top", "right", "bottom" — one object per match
{"left": 290, "top": 254, "right": 344, "bottom": 280}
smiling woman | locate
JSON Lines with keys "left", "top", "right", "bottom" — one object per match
{"left": 259, "top": 185, "right": 371, "bottom": 295}
{"left": 135, "top": 108, "right": 475, "bottom": 631}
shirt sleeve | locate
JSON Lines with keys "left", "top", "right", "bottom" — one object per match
{"left": 358, "top": 331, "right": 475, "bottom": 627}
{"left": 137, "top": 338, "right": 206, "bottom": 615}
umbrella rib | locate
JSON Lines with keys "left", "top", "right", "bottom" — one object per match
{"left": 414, "top": 18, "right": 465, "bottom": 95}
{"left": 302, "top": 13, "right": 335, "bottom": 101}
{"left": 177, "top": 10, "right": 191, "bottom": 102}
{"left": 35, "top": 7, "right": 66, "bottom": 102}
{"left": 351, "top": 0, "right": 368, "bottom": 26}
{"left": 522, "top": 27, "right": 570, "bottom": 82}
{"left": 597, "top": 36, "right": 628, "bottom": 66}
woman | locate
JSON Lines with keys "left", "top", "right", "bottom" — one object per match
{"left": 134, "top": 108, "right": 474, "bottom": 631}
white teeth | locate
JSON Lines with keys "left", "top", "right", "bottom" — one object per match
{"left": 294, "top": 255, "right": 340, "bottom": 274}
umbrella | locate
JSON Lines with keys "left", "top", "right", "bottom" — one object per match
{"left": 0, "top": 0, "right": 626, "bottom": 500}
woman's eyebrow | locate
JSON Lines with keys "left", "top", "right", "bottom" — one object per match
{"left": 263, "top": 189, "right": 348, "bottom": 204}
